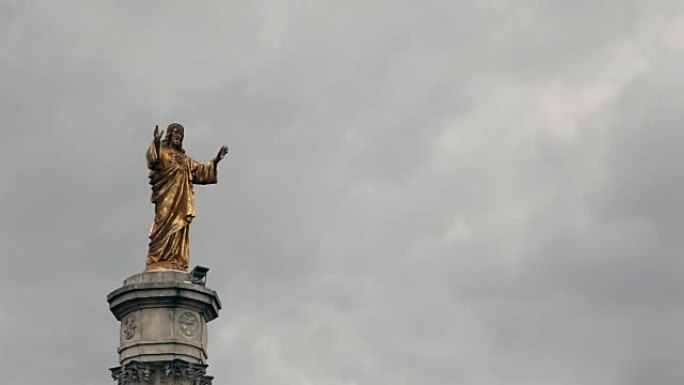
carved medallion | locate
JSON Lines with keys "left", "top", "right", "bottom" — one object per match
{"left": 122, "top": 314, "right": 137, "bottom": 340}
{"left": 179, "top": 312, "right": 199, "bottom": 338}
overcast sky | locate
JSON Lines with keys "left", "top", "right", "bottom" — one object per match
{"left": 1, "top": 1, "right": 683, "bottom": 384}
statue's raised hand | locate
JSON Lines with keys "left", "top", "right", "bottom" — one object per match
{"left": 214, "top": 145, "right": 229, "bottom": 164}
{"left": 153, "top": 125, "right": 164, "bottom": 148}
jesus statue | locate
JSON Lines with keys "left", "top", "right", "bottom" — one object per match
{"left": 145, "top": 123, "right": 229, "bottom": 271}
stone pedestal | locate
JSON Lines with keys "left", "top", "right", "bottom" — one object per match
{"left": 108, "top": 268, "right": 221, "bottom": 385}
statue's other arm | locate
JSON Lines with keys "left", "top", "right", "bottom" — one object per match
{"left": 190, "top": 145, "right": 228, "bottom": 185}
{"left": 190, "top": 158, "right": 218, "bottom": 185}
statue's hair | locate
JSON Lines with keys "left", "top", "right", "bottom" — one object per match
{"left": 163, "top": 123, "right": 185, "bottom": 152}
{"left": 166, "top": 123, "right": 184, "bottom": 135}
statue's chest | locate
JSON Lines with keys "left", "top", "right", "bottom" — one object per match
{"left": 164, "top": 151, "right": 189, "bottom": 171}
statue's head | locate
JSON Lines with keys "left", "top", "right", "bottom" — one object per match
{"left": 165, "top": 123, "right": 185, "bottom": 150}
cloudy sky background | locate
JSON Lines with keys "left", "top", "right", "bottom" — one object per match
{"left": 1, "top": 1, "right": 683, "bottom": 384}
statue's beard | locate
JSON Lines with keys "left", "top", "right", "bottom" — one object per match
{"left": 170, "top": 139, "right": 183, "bottom": 150}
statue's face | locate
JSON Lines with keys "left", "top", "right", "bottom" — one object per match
{"left": 169, "top": 127, "right": 184, "bottom": 148}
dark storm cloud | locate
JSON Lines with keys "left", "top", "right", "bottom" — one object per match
{"left": 1, "top": 1, "right": 683, "bottom": 385}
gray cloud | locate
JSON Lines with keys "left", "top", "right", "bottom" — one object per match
{"left": 1, "top": 1, "right": 683, "bottom": 384}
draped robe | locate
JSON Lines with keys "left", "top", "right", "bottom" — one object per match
{"left": 145, "top": 141, "right": 217, "bottom": 271}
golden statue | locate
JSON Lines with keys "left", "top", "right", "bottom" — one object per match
{"left": 145, "top": 123, "right": 229, "bottom": 271}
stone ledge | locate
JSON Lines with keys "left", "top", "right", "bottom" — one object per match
{"left": 108, "top": 281, "right": 221, "bottom": 322}
{"left": 119, "top": 339, "right": 208, "bottom": 364}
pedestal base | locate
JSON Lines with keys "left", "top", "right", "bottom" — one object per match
{"left": 108, "top": 268, "right": 221, "bottom": 384}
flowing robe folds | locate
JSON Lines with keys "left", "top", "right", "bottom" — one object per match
{"left": 145, "top": 142, "right": 217, "bottom": 271}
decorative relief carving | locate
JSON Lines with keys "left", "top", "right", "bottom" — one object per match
{"left": 111, "top": 361, "right": 212, "bottom": 385}
{"left": 165, "top": 360, "right": 210, "bottom": 385}
{"left": 110, "top": 362, "right": 151, "bottom": 385}
{"left": 178, "top": 312, "right": 199, "bottom": 338}
{"left": 122, "top": 314, "right": 137, "bottom": 340}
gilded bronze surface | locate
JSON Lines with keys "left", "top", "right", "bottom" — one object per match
{"left": 145, "top": 123, "right": 228, "bottom": 271}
